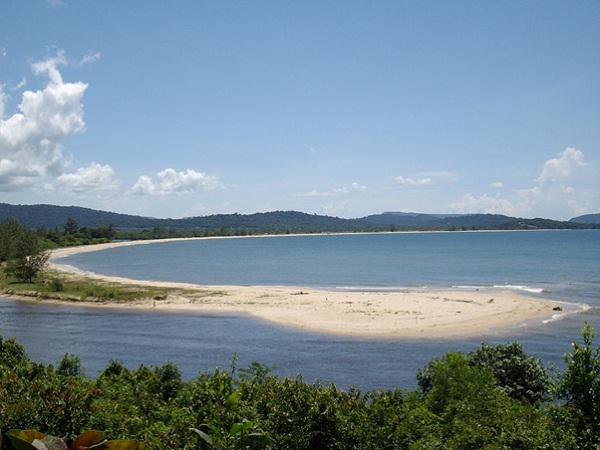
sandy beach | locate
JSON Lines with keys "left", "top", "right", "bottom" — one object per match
{"left": 44, "top": 239, "right": 562, "bottom": 338}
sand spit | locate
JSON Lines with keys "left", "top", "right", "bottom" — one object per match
{"left": 42, "top": 239, "right": 562, "bottom": 338}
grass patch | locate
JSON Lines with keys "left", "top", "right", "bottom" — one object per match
{"left": 0, "top": 267, "right": 225, "bottom": 304}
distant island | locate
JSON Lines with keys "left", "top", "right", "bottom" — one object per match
{"left": 1, "top": 203, "right": 598, "bottom": 237}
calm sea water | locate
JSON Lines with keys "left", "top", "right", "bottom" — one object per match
{"left": 1, "top": 230, "right": 599, "bottom": 391}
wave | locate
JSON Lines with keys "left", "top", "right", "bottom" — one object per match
{"left": 542, "top": 302, "right": 591, "bottom": 324}
{"left": 333, "top": 285, "right": 420, "bottom": 292}
{"left": 451, "top": 284, "right": 545, "bottom": 294}
{"left": 492, "top": 284, "right": 545, "bottom": 294}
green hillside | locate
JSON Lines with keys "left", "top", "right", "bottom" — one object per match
{"left": 1, "top": 203, "right": 597, "bottom": 234}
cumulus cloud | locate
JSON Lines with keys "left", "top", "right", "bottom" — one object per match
{"left": 54, "top": 162, "right": 115, "bottom": 193}
{"left": 520, "top": 147, "right": 590, "bottom": 216}
{"left": 132, "top": 168, "right": 223, "bottom": 195}
{"left": 450, "top": 148, "right": 593, "bottom": 218}
{"left": 535, "top": 147, "right": 585, "bottom": 186}
{"left": 0, "top": 51, "right": 87, "bottom": 191}
{"left": 490, "top": 181, "right": 504, "bottom": 189}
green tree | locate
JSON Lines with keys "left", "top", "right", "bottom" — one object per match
{"left": 57, "top": 353, "right": 85, "bottom": 377}
{"left": 64, "top": 217, "right": 79, "bottom": 235}
{"left": 557, "top": 322, "right": 600, "bottom": 438}
{"left": 0, "top": 218, "right": 23, "bottom": 262}
{"left": 467, "top": 341, "right": 550, "bottom": 403}
{"left": 4, "top": 225, "right": 50, "bottom": 283}
{"left": 417, "top": 341, "right": 550, "bottom": 404}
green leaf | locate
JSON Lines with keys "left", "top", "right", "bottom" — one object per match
{"left": 225, "top": 391, "right": 241, "bottom": 410}
{"left": 234, "top": 433, "right": 271, "bottom": 450}
{"left": 69, "top": 431, "right": 107, "bottom": 450}
{"left": 230, "top": 420, "right": 253, "bottom": 435}
{"left": 190, "top": 428, "right": 223, "bottom": 450}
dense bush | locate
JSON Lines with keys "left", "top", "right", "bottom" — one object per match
{"left": 1, "top": 325, "right": 599, "bottom": 450}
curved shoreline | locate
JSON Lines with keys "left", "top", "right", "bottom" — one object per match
{"left": 41, "top": 239, "right": 567, "bottom": 338}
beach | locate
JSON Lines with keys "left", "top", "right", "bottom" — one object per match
{"left": 42, "top": 239, "right": 563, "bottom": 338}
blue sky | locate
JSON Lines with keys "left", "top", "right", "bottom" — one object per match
{"left": 1, "top": 1, "right": 598, "bottom": 220}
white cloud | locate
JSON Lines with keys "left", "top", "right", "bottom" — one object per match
{"left": 12, "top": 78, "right": 27, "bottom": 91}
{"left": 332, "top": 182, "right": 367, "bottom": 195}
{"left": 450, "top": 193, "right": 516, "bottom": 216}
{"left": 54, "top": 162, "right": 115, "bottom": 193}
{"left": 298, "top": 182, "right": 367, "bottom": 197}
{"left": 396, "top": 171, "right": 458, "bottom": 187}
{"left": 0, "top": 51, "right": 87, "bottom": 191}
{"left": 450, "top": 148, "right": 594, "bottom": 219}
{"left": 490, "top": 181, "right": 504, "bottom": 189}
{"left": 396, "top": 175, "right": 432, "bottom": 186}
{"left": 519, "top": 148, "right": 590, "bottom": 216}
{"left": 534, "top": 147, "right": 585, "bottom": 185}
{"left": 132, "top": 168, "right": 223, "bottom": 195}
{"left": 0, "top": 85, "right": 7, "bottom": 119}
{"left": 304, "top": 189, "right": 320, "bottom": 197}
{"left": 320, "top": 200, "right": 349, "bottom": 216}
{"left": 351, "top": 182, "right": 367, "bottom": 192}
{"left": 78, "top": 52, "right": 102, "bottom": 67}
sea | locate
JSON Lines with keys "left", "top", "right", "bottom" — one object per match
{"left": 1, "top": 229, "right": 598, "bottom": 392}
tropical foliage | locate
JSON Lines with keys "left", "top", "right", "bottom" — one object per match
{"left": 1, "top": 324, "right": 600, "bottom": 450}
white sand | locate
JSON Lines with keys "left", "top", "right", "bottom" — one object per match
{"left": 45, "top": 239, "right": 560, "bottom": 338}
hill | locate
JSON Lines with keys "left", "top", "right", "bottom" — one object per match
{"left": 0, "top": 203, "right": 378, "bottom": 233}
{"left": 0, "top": 203, "right": 158, "bottom": 230}
{"left": 358, "top": 211, "right": 596, "bottom": 231}
{"left": 570, "top": 213, "right": 600, "bottom": 224}
{"left": 0, "top": 203, "right": 597, "bottom": 233}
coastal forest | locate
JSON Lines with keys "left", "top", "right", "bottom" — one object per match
{"left": 1, "top": 217, "right": 600, "bottom": 449}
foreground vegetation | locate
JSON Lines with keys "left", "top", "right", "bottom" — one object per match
{"left": 1, "top": 324, "right": 600, "bottom": 450}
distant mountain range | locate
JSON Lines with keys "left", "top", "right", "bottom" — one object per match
{"left": 0, "top": 203, "right": 598, "bottom": 233}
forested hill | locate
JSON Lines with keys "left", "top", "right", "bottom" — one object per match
{"left": 0, "top": 203, "right": 597, "bottom": 233}
{"left": 570, "top": 213, "right": 600, "bottom": 224}
{"left": 0, "top": 203, "right": 374, "bottom": 233}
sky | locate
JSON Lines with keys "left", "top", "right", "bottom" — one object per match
{"left": 1, "top": 1, "right": 599, "bottom": 220}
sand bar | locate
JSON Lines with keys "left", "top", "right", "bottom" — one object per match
{"left": 42, "top": 239, "right": 563, "bottom": 338}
